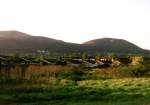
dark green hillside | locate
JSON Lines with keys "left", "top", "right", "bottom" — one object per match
{"left": 83, "top": 38, "right": 148, "bottom": 54}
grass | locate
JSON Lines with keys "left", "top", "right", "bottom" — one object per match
{"left": 0, "top": 64, "right": 150, "bottom": 105}
{"left": 0, "top": 78, "right": 150, "bottom": 105}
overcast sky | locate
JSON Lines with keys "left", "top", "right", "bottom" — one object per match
{"left": 0, "top": 0, "right": 150, "bottom": 49}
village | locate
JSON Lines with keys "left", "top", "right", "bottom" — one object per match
{"left": 0, "top": 54, "right": 149, "bottom": 69}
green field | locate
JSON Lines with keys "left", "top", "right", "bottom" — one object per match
{"left": 0, "top": 63, "right": 150, "bottom": 105}
{"left": 0, "top": 78, "right": 150, "bottom": 105}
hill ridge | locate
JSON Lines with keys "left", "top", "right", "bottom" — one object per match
{"left": 0, "top": 30, "right": 149, "bottom": 55}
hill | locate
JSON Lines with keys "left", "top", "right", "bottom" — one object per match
{"left": 0, "top": 31, "right": 149, "bottom": 55}
{"left": 83, "top": 38, "right": 148, "bottom": 54}
{"left": 0, "top": 31, "right": 81, "bottom": 54}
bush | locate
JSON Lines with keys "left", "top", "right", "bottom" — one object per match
{"left": 119, "top": 64, "right": 150, "bottom": 77}
{"left": 58, "top": 68, "right": 84, "bottom": 81}
{"left": 130, "top": 64, "right": 149, "bottom": 77}
{"left": 59, "top": 79, "right": 77, "bottom": 86}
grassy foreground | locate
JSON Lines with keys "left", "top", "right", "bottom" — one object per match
{"left": 0, "top": 78, "right": 150, "bottom": 105}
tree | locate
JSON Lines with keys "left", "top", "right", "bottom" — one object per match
{"left": 95, "top": 54, "right": 102, "bottom": 60}
{"left": 109, "top": 53, "right": 118, "bottom": 59}
{"left": 82, "top": 52, "right": 88, "bottom": 61}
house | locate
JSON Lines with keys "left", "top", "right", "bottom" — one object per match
{"left": 130, "top": 56, "right": 144, "bottom": 65}
{"left": 82, "top": 61, "right": 99, "bottom": 68}
{"left": 67, "top": 59, "right": 83, "bottom": 67}
{"left": 98, "top": 56, "right": 112, "bottom": 63}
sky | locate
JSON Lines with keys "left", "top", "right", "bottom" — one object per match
{"left": 0, "top": 0, "right": 150, "bottom": 49}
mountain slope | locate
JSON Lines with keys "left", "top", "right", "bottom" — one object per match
{"left": 0, "top": 31, "right": 149, "bottom": 55}
{"left": 83, "top": 38, "right": 146, "bottom": 54}
{"left": 0, "top": 31, "right": 80, "bottom": 54}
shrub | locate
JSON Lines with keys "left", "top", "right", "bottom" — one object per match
{"left": 130, "top": 64, "right": 149, "bottom": 77}
{"left": 119, "top": 64, "right": 150, "bottom": 77}
{"left": 58, "top": 68, "right": 84, "bottom": 81}
{"left": 59, "top": 79, "right": 77, "bottom": 86}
